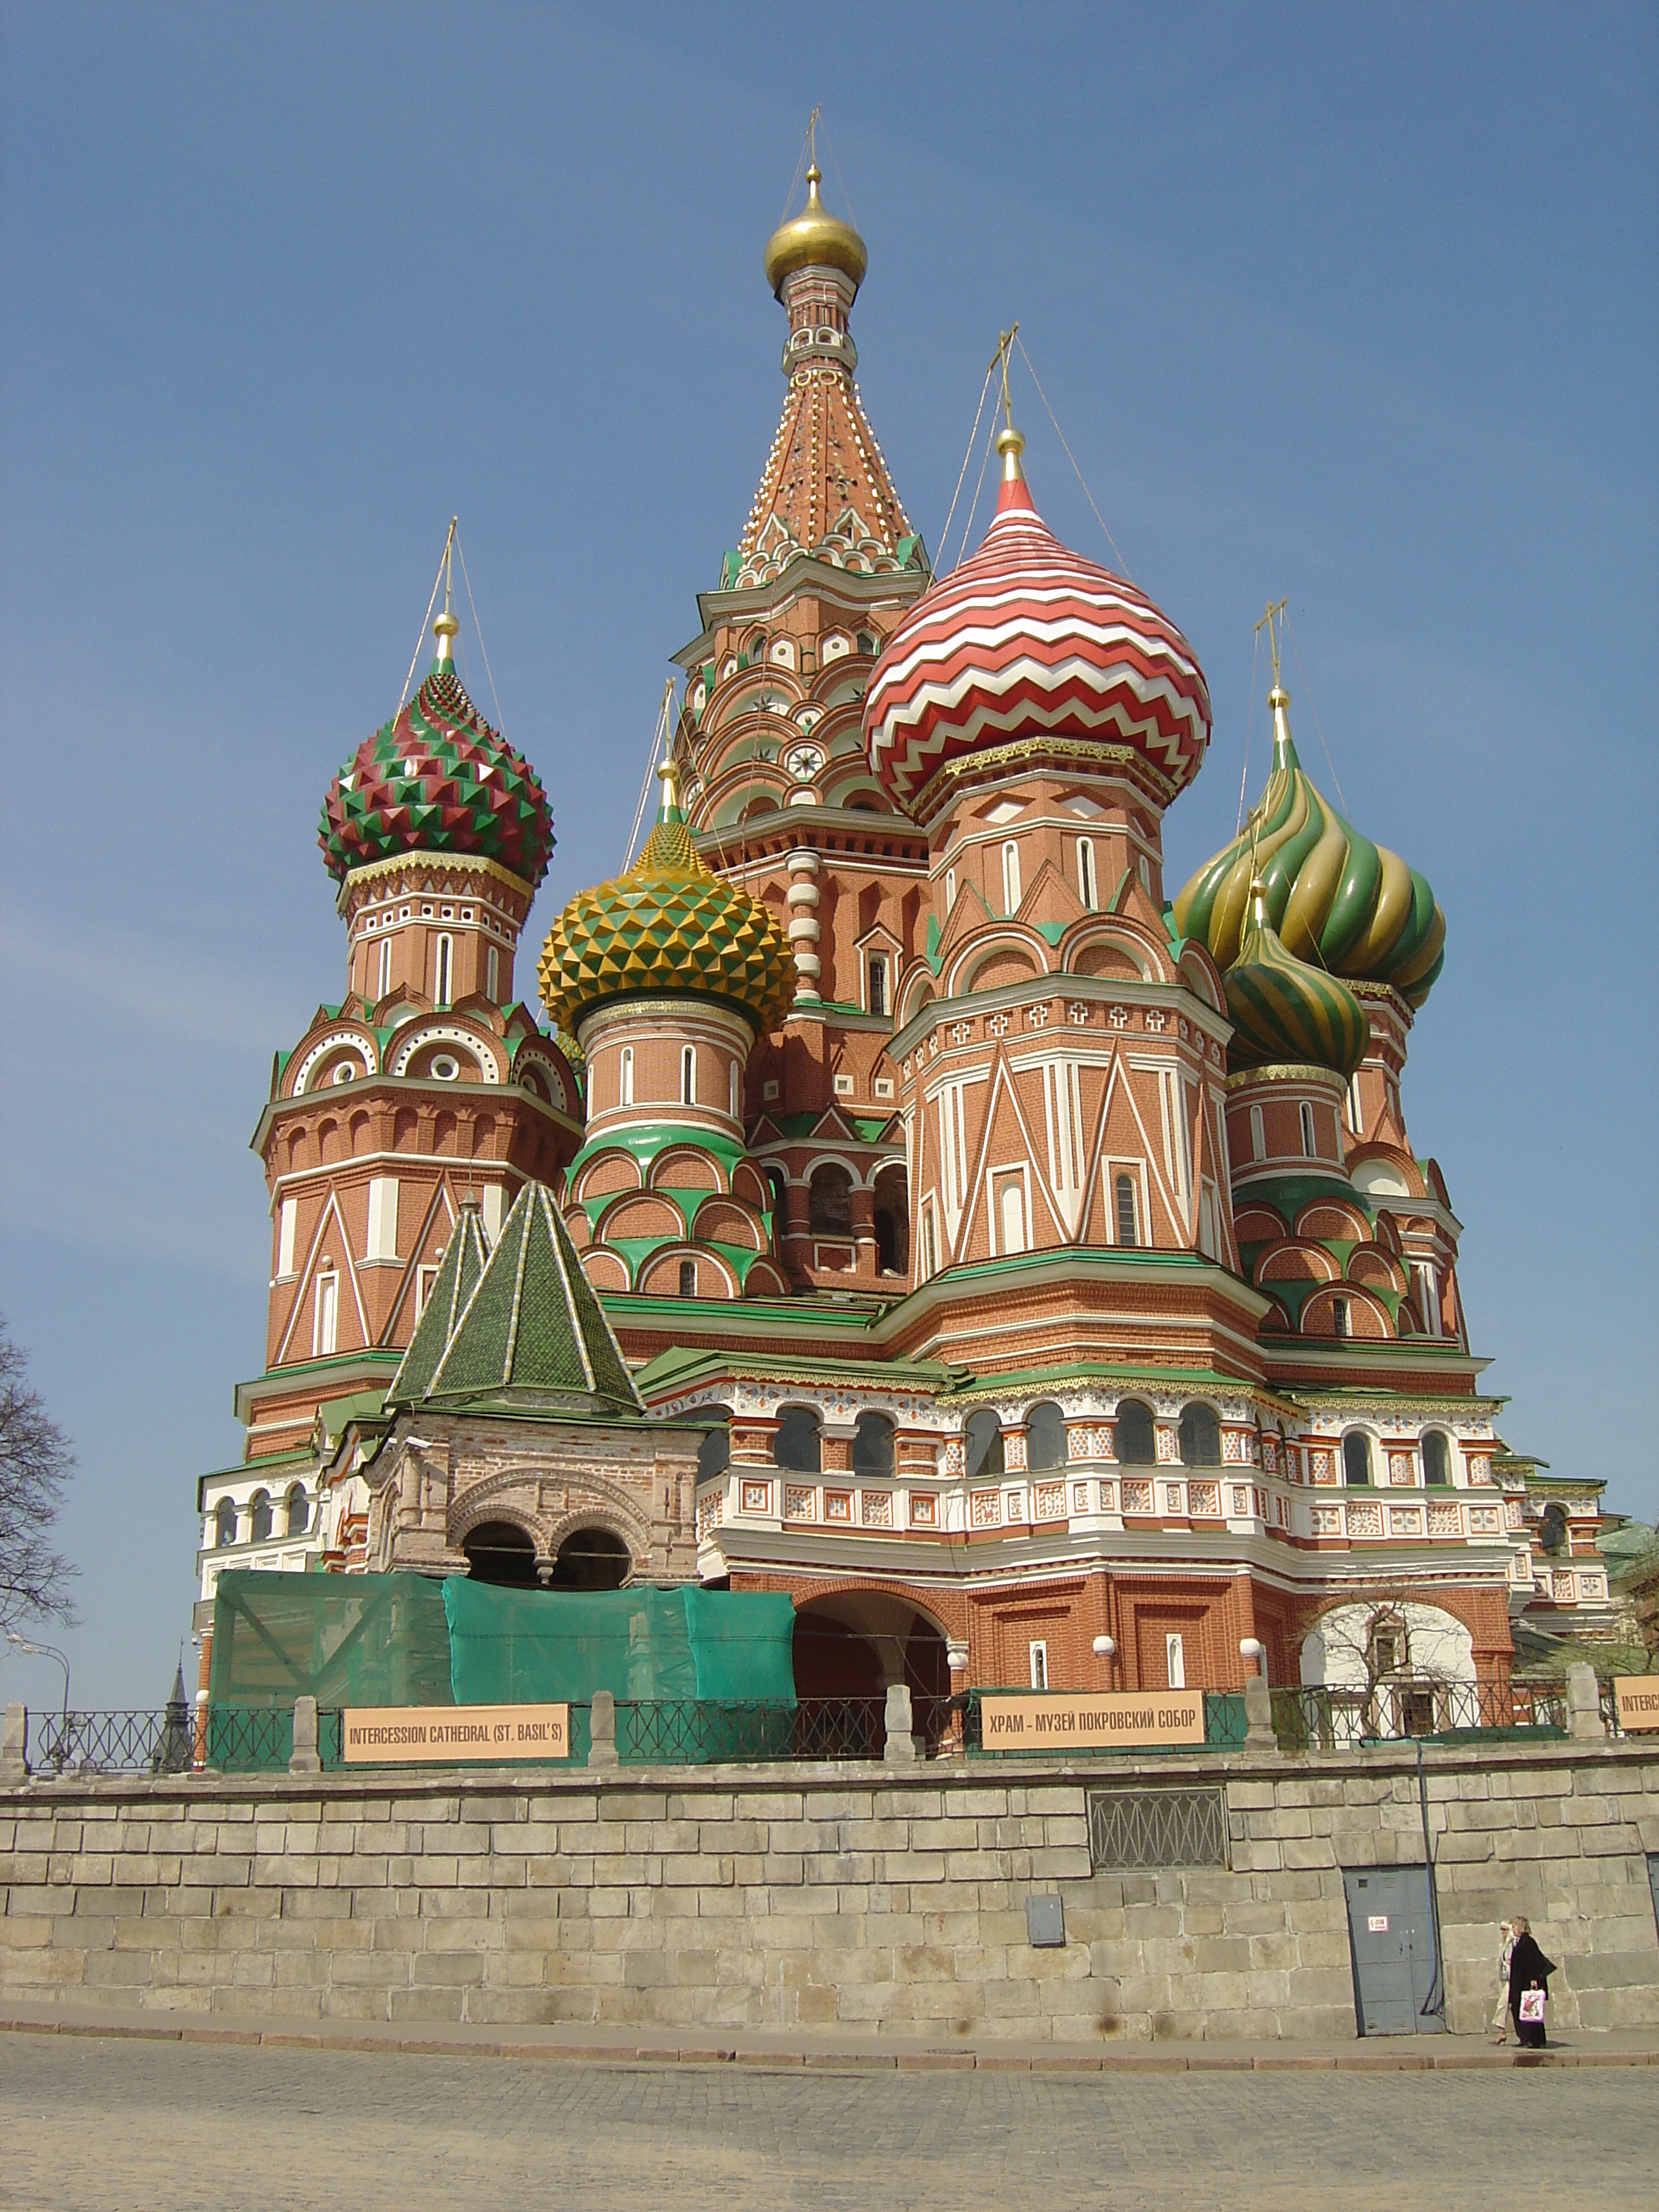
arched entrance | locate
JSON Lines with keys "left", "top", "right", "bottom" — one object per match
{"left": 792, "top": 1590, "right": 951, "bottom": 1703}
{"left": 549, "top": 1527, "right": 632, "bottom": 1591}
{"left": 462, "top": 1521, "right": 538, "bottom": 1589}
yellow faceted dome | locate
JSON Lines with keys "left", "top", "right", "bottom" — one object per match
{"left": 763, "top": 164, "right": 867, "bottom": 300}
{"left": 538, "top": 764, "right": 796, "bottom": 1037}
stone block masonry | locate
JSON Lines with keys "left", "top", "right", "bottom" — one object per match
{"left": 2, "top": 1743, "right": 1656, "bottom": 2042}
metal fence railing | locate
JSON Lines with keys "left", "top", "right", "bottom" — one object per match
{"left": 25, "top": 1707, "right": 196, "bottom": 1777}
{"left": 13, "top": 1677, "right": 1577, "bottom": 1779}
{"left": 1266, "top": 1679, "right": 1566, "bottom": 1749}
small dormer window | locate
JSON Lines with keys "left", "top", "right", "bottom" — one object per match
{"left": 868, "top": 955, "right": 888, "bottom": 1018}
{"left": 856, "top": 631, "right": 876, "bottom": 656}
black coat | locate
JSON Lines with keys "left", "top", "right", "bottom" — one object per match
{"left": 1509, "top": 1932, "right": 1556, "bottom": 2005}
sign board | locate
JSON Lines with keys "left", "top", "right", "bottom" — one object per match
{"left": 1613, "top": 1677, "right": 1659, "bottom": 1733}
{"left": 341, "top": 1703, "right": 570, "bottom": 1765}
{"left": 980, "top": 1690, "right": 1205, "bottom": 1749}
{"left": 1368, "top": 1915, "right": 1389, "bottom": 1933}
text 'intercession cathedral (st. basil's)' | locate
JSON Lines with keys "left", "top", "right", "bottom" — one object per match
{"left": 195, "top": 162, "right": 1615, "bottom": 1712}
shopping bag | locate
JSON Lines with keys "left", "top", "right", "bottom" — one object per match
{"left": 1519, "top": 1988, "right": 1545, "bottom": 2023}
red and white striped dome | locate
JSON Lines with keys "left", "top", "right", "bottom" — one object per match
{"left": 864, "top": 439, "right": 1211, "bottom": 813}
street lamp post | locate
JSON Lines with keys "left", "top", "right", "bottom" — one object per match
{"left": 5, "top": 1632, "right": 71, "bottom": 1724}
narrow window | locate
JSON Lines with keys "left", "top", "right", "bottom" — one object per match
{"left": 435, "top": 934, "right": 453, "bottom": 1009}
{"left": 1332, "top": 1295, "right": 1350, "bottom": 1340}
{"left": 250, "top": 1492, "right": 273, "bottom": 1544}
{"left": 313, "top": 1272, "right": 338, "bottom": 1357}
{"left": 1165, "top": 1633, "right": 1185, "bottom": 1690}
{"left": 1029, "top": 1641, "right": 1049, "bottom": 1691}
{"left": 998, "top": 1177, "right": 1027, "bottom": 1255}
{"left": 1343, "top": 1432, "right": 1372, "bottom": 1487}
{"left": 1423, "top": 1432, "right": 1451, "bottom": 1487}
{"left": 678, "top": 1259, "right": 696, "bottom": 1298}
{"left": 486, "top": 945, "right": 500, "bottom": 1002}
{"left": 214, "top": 1499, "right": 237, "bottom": 1548}
{"left": 620, "top": 1047, "right": 634, "bottom": 1107}
{"left": 868, "top": 955, "right": 888, "bottom": 1018}
{"left": 1077, "top": 836, "right": 1096, "bottom": 910}
{"left": 921, "top": 1204, "right": 938, "bottom": 1280}
{"left": 276, "top": 1197, "right": 298, "bottom": 1278}
{"left": 377, "top": 936, "right": 393, "bottom": 1000}
{"left": 415, "top": 1263, "right": 439, "bottom": 1321}
{"left": 366, "top": 1176, "right": 398, "bottom": 1262}
{"left": 286, "top": 1484, "right": 309, "bottom": 1537}
{"left": 1299, "top": 1100, "right": 1317, "bottom": 1158}
{"left": 1347, "top": 1072, "right": 1364, "bottom": 1133}
{"left": 729, "top": 1059, "right": 741, "bottom": 1118}
{"left": 1417, "top": 1263, "right": 1440, "bottom": 1336}
{"left": 1001, "top": 841, "right": 1021, "bottom": 915}
{"left": 681, "top": 1045, "right": 696, "bottom": 1105}
{"left": 945, "top": 865, "right": 957, "bottom": 911}
{"left": 1115, "top": 1173, "right": 1138, "bottom": 1248}
{"left": 1249, "top": 1105, "right": 1265, "bottom": 1162}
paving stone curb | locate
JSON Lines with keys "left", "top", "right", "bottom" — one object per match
{"left": 4, "top": 2012, "right": 1655, "bottom": 2075}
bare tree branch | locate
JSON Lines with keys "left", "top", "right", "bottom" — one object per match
{"left": 0, "top": 1323, "right": 79, "bottom": 1631}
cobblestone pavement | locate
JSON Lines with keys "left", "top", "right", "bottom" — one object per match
{"left": 1, "top": 2035, "right": 1652, "bottom": 2212}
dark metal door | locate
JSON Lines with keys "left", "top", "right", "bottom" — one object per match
{"left": 1343, "top": 1866, "right": 1444, "bottom": 2036}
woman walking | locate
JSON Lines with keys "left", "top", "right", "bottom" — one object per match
{"left": 1507, "top": 1915, "right": 1556, "bottom": 2049}
{"left": 1492, "top": 1920, "right": 1516, "bottom": 2043}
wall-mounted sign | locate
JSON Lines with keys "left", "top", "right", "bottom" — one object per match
{"left": 341, "top": 1703, "right": 570, "bottom": 1765}
{"left": 1368, "top": 1915, "right": 1389, "bottom": 1933}
{"left": 1613, "top": 1678, "right": 1659, "bottom": 1733}
{"left": 980, "top": 1691, "right": 1205, "bottom": 1749}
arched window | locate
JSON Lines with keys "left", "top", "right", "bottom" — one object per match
{"left": 681, "top": 1045, "right": 696, "bottom": 1105}
{"left": 1001, "top": 840, "right": 1021, "bottom": 915}
{"left": 678, "top": 1258, "right": 696, "bottom": 1297}
{"left": 729, "top": 1059, "right": 741, "bottom": 1118}
{"left": 214, "top": 1499, "right": 237, "bottom": 1548}
{"left": 964, "top": 1409, "right": 1004, "bottom": 1479}
{"left": 1300, "top": 1100, "right": 1317, "bottom": 1158}
{"left": 249, "top": 1491, "right": 273, "bottom": 1542}
{"left": 699, "top": 1406, "right": 730, "bottom": 1477}
{"left": 620, "top": 1047, "right": 634, "bottom": 1108}
{"left": 1249, "top": 1105, "right": 1265, "bottom": 1161}
{"left": 872, "top": 1166, "right": 909, "bottom": 1275}
{"left": 1540, "top": 1503, "right": 1569, "bottom": 1555}
{"left": 1423, "top": 1432, "right": 1451, "bottom": 1487}
{"left": 808, "top": 1161, "right": 853, "bottom": 1234}
{"left": 696, "top": 1412, "right": 731, "bottom": 1484}
{"left": 1114, "top": 1400, "right": 1155, "bottom": 1466}
{"left": 773, "top": 1406, "right": 822, "bottom": 1473}
{"left": 945, "top": 866, "right": 957, "bottom": 911}
{"left": 285, "top": 1484, "right": 309, "bottom": 1537}
{"left": 1077, "top": 836, "right": 1096, "bottom": 910}
{"left": 1179, "top": 1404, "right": 1221, "bottom": 1467}
{"left": 856, "top": 630, "right": 876, "bottom": 656}
{"left": 1342, "top": 1432, "right": 1373, "bottom": 1487}
{"left": 486, "top": 945, "right": 500, "bottom": 1003}
{"left": 853, "top": 1412, "right": 894, "bottom": 1477}
{"left": 377, "top": 936, "right": 393, "bottom": 1000}
{"left": 868, "top": 954, "right": 888, "bottom": 1018}
{"left": 1026, "top": 1401, "right": 1066, "bottom": 1472}
{"left": 1115, "top": 1173, "right": 1138, "bottom": 1248}
{"left": 435, "top": 934, "right": 453, "bottom": 1009}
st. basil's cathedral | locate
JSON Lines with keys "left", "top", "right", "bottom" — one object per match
{"left": 194, "top": 162, "right": 1615, "bottom": 1713}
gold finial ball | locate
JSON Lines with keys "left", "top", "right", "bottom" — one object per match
{"left": 763, "top": 160, "right": 868, "bottom": 300}
{"left": 434, "top": 611, "right": 459, "bottom": 643}
{"left": 996, "top": 423, "right": 1026, "bottom": 459}
{"left": 1266, "top": 683, "right": 1290, "bottom": 709}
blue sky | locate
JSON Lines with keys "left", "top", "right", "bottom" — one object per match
{"left": 1, "top": 3, "right": 1653, "bottom": 1706}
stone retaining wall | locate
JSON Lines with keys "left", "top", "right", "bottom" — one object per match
{"left": 3, "top": 1743, "right": 1656, "bottom": 2042}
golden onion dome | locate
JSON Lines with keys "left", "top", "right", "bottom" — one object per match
{"left": 1223, "top": 881, "right": 1370, "bottom": 1080}
{"left": 763, "top": 164, "right": 868, "bottom": 300}
{"left": 538, "top": 761, "right": 796, "bottom": 1038}
{"left": 1173, "top": 685, "right": 1446, "bottom": 1010}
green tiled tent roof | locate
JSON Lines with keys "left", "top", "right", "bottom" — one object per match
{"left": 385, "top": 1203, "right": 492, "bottom": 1408}
{"left": 421, "top": 1183, "right": 642, "bottom": 1417}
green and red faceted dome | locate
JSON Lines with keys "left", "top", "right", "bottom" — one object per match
{"left": 319, "top": 616, "right": 555, "bottom": 889}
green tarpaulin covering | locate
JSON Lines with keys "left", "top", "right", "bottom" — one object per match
{"left": 442, "top": 1579, "right": 797, "bottom": 1706}
{"left": 211, "top": 1570, "right": 797, "bottom": 1713}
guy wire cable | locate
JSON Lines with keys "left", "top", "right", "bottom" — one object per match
{"left": 1014, "top": 332, "right": 1132, "bottom": 579}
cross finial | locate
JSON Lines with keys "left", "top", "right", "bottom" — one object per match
{"left": 434, "top": 516, "right": 460, "bottom": 660}
{"left": 1254, "top": 597, "right": 1289, "bottom": 690}
{"left": 990, "top": 324, "right": 1021, "bottom": 429}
